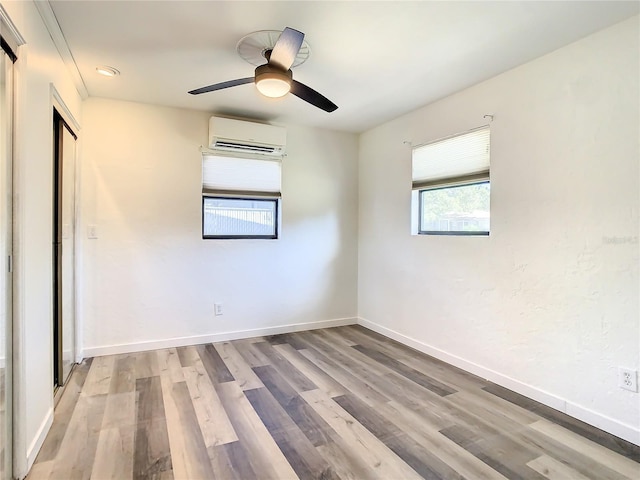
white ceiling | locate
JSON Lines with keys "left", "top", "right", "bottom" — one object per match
{"left": 49, "top": 1, "right": 639, "bottom": 133}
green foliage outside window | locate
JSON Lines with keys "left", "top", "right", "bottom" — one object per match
{"left": 420, "top": 182, "right": 490, "bottom": 233}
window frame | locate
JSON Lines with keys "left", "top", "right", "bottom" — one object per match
{"left": 201, "top": 151, "right": 282, "bottom": 240}
{"left": 202, "top": 195, "right": 279, "bottom": 240}
{"left": 417, "top": 180, "right": 490, "bottom": 236}
{"left": 412, "top": 125, "right": 490, "bottom": 236}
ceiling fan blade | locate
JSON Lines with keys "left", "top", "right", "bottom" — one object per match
{"left": 290, "top": 80, "right": 338, "bottom": 112}
{"left": 269, "top": 27, "right": 304, "bottom": 71}
{"left": 188, "top": 77, "right": 254, "bottom": 95}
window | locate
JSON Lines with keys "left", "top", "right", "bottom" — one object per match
{"left": 412, "top": 126, "right": 490, "bottom": 235}
{"left": 203, "top": 197, "right": 277, "bottom": 238}
{"left": 202, "top": 154, "right": 281, "bottom": 239}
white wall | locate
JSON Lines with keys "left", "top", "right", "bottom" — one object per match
{"left": 4, "top": 5, "right": 636, "bottom": 475}
{"left": 80, "top": 98, "right": 358, "bottom": 355}
{"left": 358, "top": 16, "right": 639, "bottom": 444}
{"left": 1, "top": 0, "right": 83, "bottom": 475}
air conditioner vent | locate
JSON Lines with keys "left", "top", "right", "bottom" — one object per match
{"left": 214, "top": 141, "right": 277, "bottom": 154}
{"left": 209, "top": 117, "right": 286, "bottom": 157}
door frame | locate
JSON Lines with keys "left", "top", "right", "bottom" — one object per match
{"left": 51, "top": 87, "right": 82, "bottom": 368}
{"left": 52, "top": 98, "right": 79, "bottom": 391}
{"left": 52, "top": 108, "right": 77, "bottom": 388}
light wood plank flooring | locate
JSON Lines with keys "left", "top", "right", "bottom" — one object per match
{"left": 28, "top": 325, "right": 640, "bottom": 480}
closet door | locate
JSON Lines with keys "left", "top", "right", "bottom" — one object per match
{"left": 60, "top": 122, "right": 76, "bottom": 384}
{"left": 0, "top": 40, "right": 14, "bottom": 480}
{"left": 53, "top": 111, "right": 77, "bottom": 388}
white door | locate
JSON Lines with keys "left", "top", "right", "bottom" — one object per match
{"left": 60, "top": 123, "right": 76, "bottom": 384}
{"left": 0, "top": 40, "right": 14, "bottom": 480}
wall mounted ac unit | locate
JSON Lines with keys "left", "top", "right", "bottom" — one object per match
{"left": 208, "top": 116, "right": 286, "bottom": 156}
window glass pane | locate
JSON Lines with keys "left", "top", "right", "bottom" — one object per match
{"left": 419, "top": 182, "right": 490, "bottom": 234}
{"left": 203, "top": 197, "right": 277, "bottom": 238}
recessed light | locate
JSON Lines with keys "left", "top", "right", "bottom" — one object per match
{"left": 96, "top": 66, "right": 120, "bottom": 77}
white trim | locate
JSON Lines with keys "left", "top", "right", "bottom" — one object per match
{"left": 82, "top": 317, "right": 357, "bottom": 358}
{"left": 51, "top": 84, "right": 81, "bottom": 133}
{"left": 26, "top": 407, "right": 53, "bottom": 471}
{"left": 11, "top": 36, "right": 27, "bottom": 480}
{"left": 51, "top": 85, "right": 83, "bottom": 368}
{"left": 0, "top": 3, "right": 26, "bottom": 48}
{"left": 565, "top": 401, "right": 640, "bottom": 446}
{"left": 73, "top": 134, "right": 84, "bottom": 366}
{"left": 34, "top": 1, "right": 88, "bottom": 99}
{"left": 357, "top": 317, "right": 640, "bottom": 446}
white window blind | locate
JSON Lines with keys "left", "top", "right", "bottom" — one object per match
{"left": 202, "top": 154, "right": 281, "bottom": 197}
{"left": 412, "top": 126, "right": 490, "bottom": 189}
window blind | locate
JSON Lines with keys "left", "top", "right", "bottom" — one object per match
{"left": 202, "top": 154, "right": 281, "bottom": 197}
{"left": 412, "top": 126, "right": 490, "bottom": 190}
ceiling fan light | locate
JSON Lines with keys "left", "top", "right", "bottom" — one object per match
{"left": 256, "top": 77, "right": 291, "bottom": 98}
{"left": 254, "top": 64, "right": 293, "bottom": 99}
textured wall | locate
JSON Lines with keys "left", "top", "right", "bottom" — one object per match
{"left": 358, "top": 16, "right": 639, "bottom": 442}
{"left": 80, "top": 98, "right": 359, "bottom": 353}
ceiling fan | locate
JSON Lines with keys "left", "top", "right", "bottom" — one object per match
{"left": 188, "top": 27, "right": 337, "bottom": 113}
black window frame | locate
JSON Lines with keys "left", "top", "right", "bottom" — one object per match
{"left": 202, "top": 195, "right": 279, "bottom": 240}
{"left": 417, "top": 180, "right": 490, "bottom": 236}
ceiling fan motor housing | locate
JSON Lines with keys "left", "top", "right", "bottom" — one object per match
{"left": 255, "top": 64, "right": 293, "bottom": 84}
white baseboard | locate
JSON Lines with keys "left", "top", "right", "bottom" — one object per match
{"left": 82, "top": 317, "right": 357, "bottom": 358}
{"left": 27, "top": 407, "right": 53, "bottom": 471}
{"left": 357, "top": 317, "right": 640, "bottom": 446}
{"left": 565, "top": 402, "right": 640, "bottom": 446}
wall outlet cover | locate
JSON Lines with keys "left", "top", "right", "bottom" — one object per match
{"left": 619, "top": 367, "right": 638, "bottom": 392}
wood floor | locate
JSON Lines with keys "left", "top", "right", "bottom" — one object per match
{"left": 28, "top": 325, "right": 640, "bottom": 480}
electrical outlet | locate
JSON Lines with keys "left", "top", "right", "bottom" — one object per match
{"left": 619, "top": 367, "right": 638, "bottom": 392}
{"left": 214, "top": 303, "right": 223, "bottom": 316}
